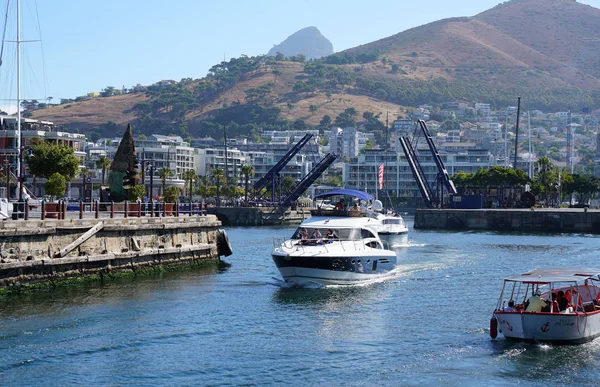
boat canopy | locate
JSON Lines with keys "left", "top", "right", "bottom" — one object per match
{"left": 504, "top": 267, "right": 600, "bottom": 284}
{"left": 314, "top": 189, "right": 373, "bottom": 201}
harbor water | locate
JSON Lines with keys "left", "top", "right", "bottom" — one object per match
{"left": 2, "top": 218, "right": 600, "bottom": 386}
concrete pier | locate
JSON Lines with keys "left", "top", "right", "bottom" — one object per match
{"left": 0, "top": 215, "right": 225, "bottom": 290}
{"left": 414, "top": 208, "right": 600, "bottom": 233}
{"left": 207, "top": 207, "right": 308, "bottom": 226}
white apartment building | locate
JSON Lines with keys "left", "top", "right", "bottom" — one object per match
{"left": 343, "top": 148, "right": 496, "bottom": 206}
{"left": 330, "top": 127, "right": 359, "bottom": 157}
{"left": 135, "top": 134, "right": 195, "bottom": 178}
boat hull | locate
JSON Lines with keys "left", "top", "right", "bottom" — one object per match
{"left": 494, "top": 311, "right": 600, "bottom": 344}
{"left": 272, "top": 251, "right": 396, "bottom": 286}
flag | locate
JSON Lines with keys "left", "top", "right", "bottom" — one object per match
{"left": 378, "top": 163, "right": 384, "bottom": 190}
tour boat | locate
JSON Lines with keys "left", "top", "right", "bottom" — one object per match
{"left": 271, "top": 189, "right": 398, "bottom": 286}
{"left": 490, "top": 267, "right": 600, "bottom": 344}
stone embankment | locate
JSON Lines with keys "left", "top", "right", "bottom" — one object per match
{"left": 414, "top": 208, "right": 600, "bottom": 233}
{"left": 207, "top": 207, "right": 309, "bottom": 226}
{"left": 0, "top": 215, "right": 228, "bottom": 290}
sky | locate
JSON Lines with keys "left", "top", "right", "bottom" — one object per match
{"left": 0, "top": 0, "right": 599, "bottom": 112}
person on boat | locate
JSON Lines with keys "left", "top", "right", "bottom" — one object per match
{"left": 326, "top": 229, "right": 338, "bottom": 239}
{"left": 335, "top": 199, "right": 345, "bottom": 211}
{"left": 298, "top": 228, "right": 310, "bottom": 244}
{"left": 350, "top": 203, "right": 360, "bottom": 214}
{"left": 503, "top": 300, "right": 516, "bottom": 312}
{"left": 312, "top": 229, "right": 323, "bottom": 244}
{"left": 525, "top": 290, "right": 546, "bottom": 312}
{"left": 557, "top": 290, "right": 570, "bottom": 312}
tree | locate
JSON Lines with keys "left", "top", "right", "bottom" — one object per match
{"left": 281, "top": 176, "right": 296, "bottom": 195}
{"left": 26, "top": 143, "right": 79, "bottom": 182}
{"left": 320, "top": 115, "right": 332, "bottom": 128}
{"left": 128, "top": 184, "right": 146, "bottom": 202}
{"left": 240, "top": 165, "right": 255, "bottom": 203}
{"left": 95, "top": 155, "right": 111, "bottom": 185}
{"left": 182, "top": 169, "right": 196, "bottom": 198}
{"left": 158, "top": 167, "right": 172, "bottom": 195}
{"left": 44, "top": 172, "right": 66, "bottom": 200}
{"left": 211, "top": 169, "right": 225, "bottom": 206}
{"left": 532, "top": 156, "right": 559, "bottom": 203}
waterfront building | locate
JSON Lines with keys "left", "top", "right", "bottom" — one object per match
{"left": 0, "top": 117, "right": 87, "bottom": 199}
{"left": 343, "top": 147, "right": 497, "bottom": 207}
{"left": 330, "top": 127, "right": 359, "bottom": 157}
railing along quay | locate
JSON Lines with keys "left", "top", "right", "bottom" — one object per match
{"left": 8, "top": 200, "right": 208, "bottom": 221}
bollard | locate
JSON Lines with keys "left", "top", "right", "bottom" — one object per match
{"left": 110, "top": 201, "right": 114, "bottom": 218}
{"left": 41, "top": 199, "right": 46, "bottom": 220}
{"left": 95, "top": 200, "right": 100, "bottom": 219}
{"left": 138, "top": 200, "right": 142, "bottom": 217}
{"left": 79, "top": 201, "right": 84, "bottom": 219}
{"left": 24, "top": 199, "right": 29, "bottom": 220}
{"left": 175, "top": 202, "right": 179, "bottom": 217}
{"left": 124, "top": 201, "right": 128, "bottom": 218}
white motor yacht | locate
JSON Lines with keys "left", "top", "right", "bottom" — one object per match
{"left": 272, "top": 190, "right": 398, "bottom": 286}
{"left": 491, "top": 267, "right": 600, "bottom": 344}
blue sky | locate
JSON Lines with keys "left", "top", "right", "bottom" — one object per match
{"left": 0, "top": 0, "right": 598, "bottom": 110}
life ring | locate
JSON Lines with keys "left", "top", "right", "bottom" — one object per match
{"left": 217, "top": 229, "right": 233, "bottom": 257}
{"left": 490, "top": 316, "right": 498, "bottom": 339}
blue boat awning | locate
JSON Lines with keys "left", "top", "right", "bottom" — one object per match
{"left": 314, "top": 189, "right": 373, "bottom": 201}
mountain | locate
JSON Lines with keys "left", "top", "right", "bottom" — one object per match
{"left": 29, "top": 0, "right": 600, "bottom": 138}
{"left": 267, "top": 26, "right": 333, "bottom": 59}
{"left": 343, "top": 0, "right": 600, "bottom": 99}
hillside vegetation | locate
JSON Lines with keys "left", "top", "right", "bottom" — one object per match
{"left": 29, "top": 0, "right": 600, "bottom": 140}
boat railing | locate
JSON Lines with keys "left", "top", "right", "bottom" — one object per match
{"left": 275, "top": 238, "right": 374, "bottom": 252}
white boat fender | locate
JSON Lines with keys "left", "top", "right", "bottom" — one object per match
{"left": 217, "top": 229, "right": 233, "bottom": 257}
{"left": 490, "top": 316, "right": 498, "bottom": 339}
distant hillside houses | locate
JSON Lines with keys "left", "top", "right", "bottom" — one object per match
{"left": 8, "top": 97, "right": 600, "bottom": 205}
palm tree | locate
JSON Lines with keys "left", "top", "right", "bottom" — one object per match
{"left": 240, "top": 165, "right": 254, "bottom": 204}
{"left": 534, "top": 156, "right": 558, "bottom": 203}
{"left": 158, "top": 167, "right": 172, "bottom": 196}
{"left": 211, "top": 168, "right": 225, "bottom": 206}
{"left": 182, "top": 169, "right": 196, "bottom": 198}
{"left": 95, "top": 156, "right": 111, "bottom": 185}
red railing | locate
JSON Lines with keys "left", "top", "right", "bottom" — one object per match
{"left": 8, "top": 200, "right": 208, "bottom": 220}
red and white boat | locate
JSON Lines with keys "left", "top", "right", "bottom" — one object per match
{"left": 491, "top": 268, "right": 600, "bottom": 344}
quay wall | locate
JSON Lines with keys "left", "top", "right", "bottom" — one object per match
{"left": 414, "top": 208, "right": 600, "bottom": 233}
{"left": 207, "top": 207, "right": 308, "bottom": 226}
{"left": 0, "top": 215, "right": 225, "bottom": 290}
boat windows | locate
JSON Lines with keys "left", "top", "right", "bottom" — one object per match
{"left": 383, "top": 219, "right": 402, "bottom": 225}
{"left": 361, "top": 229, "right": 376, "bottom": 239}
{"left": 291, "top": 228, "right": 361, "bottom": 240}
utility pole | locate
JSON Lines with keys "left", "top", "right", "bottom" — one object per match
{"left": 513, "top": 96, "right": 521, "bottom": 170}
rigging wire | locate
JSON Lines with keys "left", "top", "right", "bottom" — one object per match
{"left": 0, "top": 0, "right": 9, "bottom": 67}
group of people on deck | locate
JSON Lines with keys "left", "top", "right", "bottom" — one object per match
{"left": 334, "top": 199, "right": 361, "bottom": 214}
{"left": 298, "top": 228, "right": 338, "bottom": 245}
{"left": 504, "top": 289, "right": 576, "bottom": 313}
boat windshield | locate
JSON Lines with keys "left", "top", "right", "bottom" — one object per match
{"left": 292, "top": 227, "right": 363, "bottom": 240}
{"left": 383, "top": 219, "right": 403, "bottom": 225}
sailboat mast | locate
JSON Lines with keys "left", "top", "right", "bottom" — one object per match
{"left": 528, "top": 111, "right": 533, "bottom": 178}
{"left": 16, "top": 0, "right": 21, "bottom": 184}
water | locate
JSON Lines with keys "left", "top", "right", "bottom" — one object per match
{"left": 2, "top": 218, "right": 600, "bottom": 386}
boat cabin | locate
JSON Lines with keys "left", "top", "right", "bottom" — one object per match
{"left": 495, "top": 268, "right": 600, "bottom": 314}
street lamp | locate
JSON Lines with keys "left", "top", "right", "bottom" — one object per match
{"left": 147, "top": 163, "right": 154, "bottom": 199}
{"left": 18, "top": 146, "right": 24, "bottom": 202}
